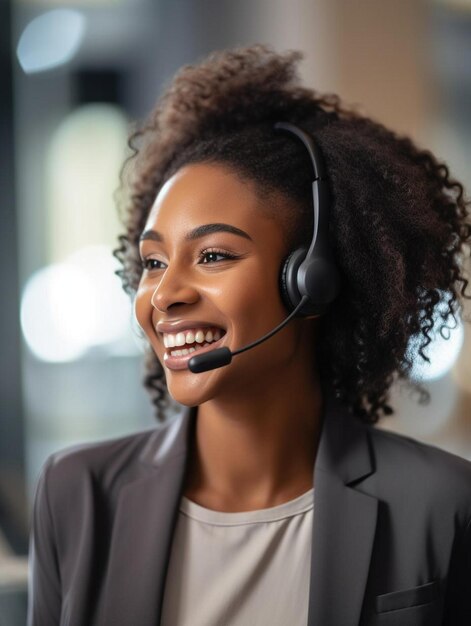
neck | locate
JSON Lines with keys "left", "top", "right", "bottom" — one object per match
{"left": 183, "top": 360, "right": 325, "bottom": 512}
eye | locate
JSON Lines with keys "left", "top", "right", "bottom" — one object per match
{"left": 141, "top": 258, "right": 165, "bottom": 271}
{"left": 199, "top": 248, "right": 238, "bottom": 264}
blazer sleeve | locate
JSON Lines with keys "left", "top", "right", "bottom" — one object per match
{"left": 27, "top": 456, "right": 62, "bottom": 626}
{"left": 443, "top": 515, "right": 471, "bottom": 625}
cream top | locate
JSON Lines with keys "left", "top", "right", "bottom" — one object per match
{"left": 160, "top": 487, "right": 314, "bottom": 626}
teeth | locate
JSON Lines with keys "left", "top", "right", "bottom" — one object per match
{"left": 175, "top": 332, "right": 186, "bottom": 347}
{"left": 170, "top": 343, "right": 210, "bottom": 357}
{"left": 170, "top": 346, "right": 197, "bottom": 357}
{"left": 163, "top": 327, "right": 224, "bottom": 351}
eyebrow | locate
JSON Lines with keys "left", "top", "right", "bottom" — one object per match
{"left": 139, "top": 223, "right": 253, "bottom": 243}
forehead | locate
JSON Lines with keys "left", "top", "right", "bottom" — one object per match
{"left": 143, "top": 162, "right": 283, "bottom": 243}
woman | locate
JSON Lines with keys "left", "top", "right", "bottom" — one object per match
{"left": 28, "top": 45, "right": 471, "bottom": 626}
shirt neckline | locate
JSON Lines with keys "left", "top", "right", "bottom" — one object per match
{"left": 179, "top": 486, "right": 314, "bottom": 526}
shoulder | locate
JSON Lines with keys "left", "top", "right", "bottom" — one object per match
{"left": 34, "top": 420, "right": 176, "bottom": 507}
{"left": 369, "top": 422, "right": 471, "bottom": 484}
{"left": 366, "top": 423, "right": 471, "bottom": 519}
{"left": 42, "top": 428, "right": 153, "bottom": 477}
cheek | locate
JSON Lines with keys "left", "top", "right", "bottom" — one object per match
{"left": 224, "top": 265, "right": 286, "bottom": 339}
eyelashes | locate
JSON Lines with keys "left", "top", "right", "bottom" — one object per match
{"left": 199, "top": 248, "right": 238, "bottom": 264}
{"left": 141, "top": 247, "right": 239, "bottom": 271}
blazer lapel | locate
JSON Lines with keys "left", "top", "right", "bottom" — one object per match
{"left": 307, "top": 389, "right": 378, "bottom": 626}
{"left": 98, "top": 410, "right": 195, "bottom": 626}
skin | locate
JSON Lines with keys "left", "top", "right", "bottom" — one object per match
{"left": 135, "top": 162, "right": 325, "bottom": 512}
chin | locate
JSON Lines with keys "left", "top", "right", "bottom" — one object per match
{"left": 165, "top": 371, "right": 223, "bottom": 407}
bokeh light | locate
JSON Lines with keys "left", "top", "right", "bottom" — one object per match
{"left": 20, "top": 245, "right": 140, "bottom": 362}
{"left": 46, "top": 104, "right": 128, "bottom": 263}
{"left": 20, "top": 262, "right": 95, "bottom": 362}
{"left": 17, "top": 9, "right": 86, "bottom": 74}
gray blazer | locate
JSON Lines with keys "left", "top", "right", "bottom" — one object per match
{"left": 27, "top": 389, "right": 471, "bottom": 626}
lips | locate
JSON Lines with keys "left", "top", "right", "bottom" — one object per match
{"left": 162, "top": 329, "right": 226, "bottom": 371}
{"left": 154, "top": 318, "right": 227, "bottom": 371}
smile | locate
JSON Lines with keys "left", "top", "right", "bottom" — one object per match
{"left": 161, "top": 327, "right": 226, "bottom": 371}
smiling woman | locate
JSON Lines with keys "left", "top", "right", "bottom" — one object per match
{"left": 133, "top": 162, "right": 318, "bottom": 404}
{"left": 27, "top": 44, "right": 471, "bottom": 626}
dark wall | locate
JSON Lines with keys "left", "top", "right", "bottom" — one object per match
{"left": 0, "top": 0, "right": 28, "bottom": 555}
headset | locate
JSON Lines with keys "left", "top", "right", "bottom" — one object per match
{"left": 276, "top": 121, "right": 340, "bottom": 317}
{"left": 188, "top": 121, "right": 341, "bottom": 373}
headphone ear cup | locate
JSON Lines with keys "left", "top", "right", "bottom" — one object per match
{"left": 279, "top": 248, "right": 307, "bottom": 313}
{"left": 281, "top": 248, "right": 341, "bottom": 317}
{"left": 301, "top": 256, "right": 341, "bottom": 315}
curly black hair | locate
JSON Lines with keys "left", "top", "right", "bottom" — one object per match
{"left": 113, "top": 43, "right": 471, "bottom": 425}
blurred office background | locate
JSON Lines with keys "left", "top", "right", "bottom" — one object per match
{"left": 1, "top": 0, "right": 471, "bottom": 623}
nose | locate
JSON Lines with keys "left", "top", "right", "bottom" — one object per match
{"left": 151, "top": 264, "right": 199, "bottom": 313}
